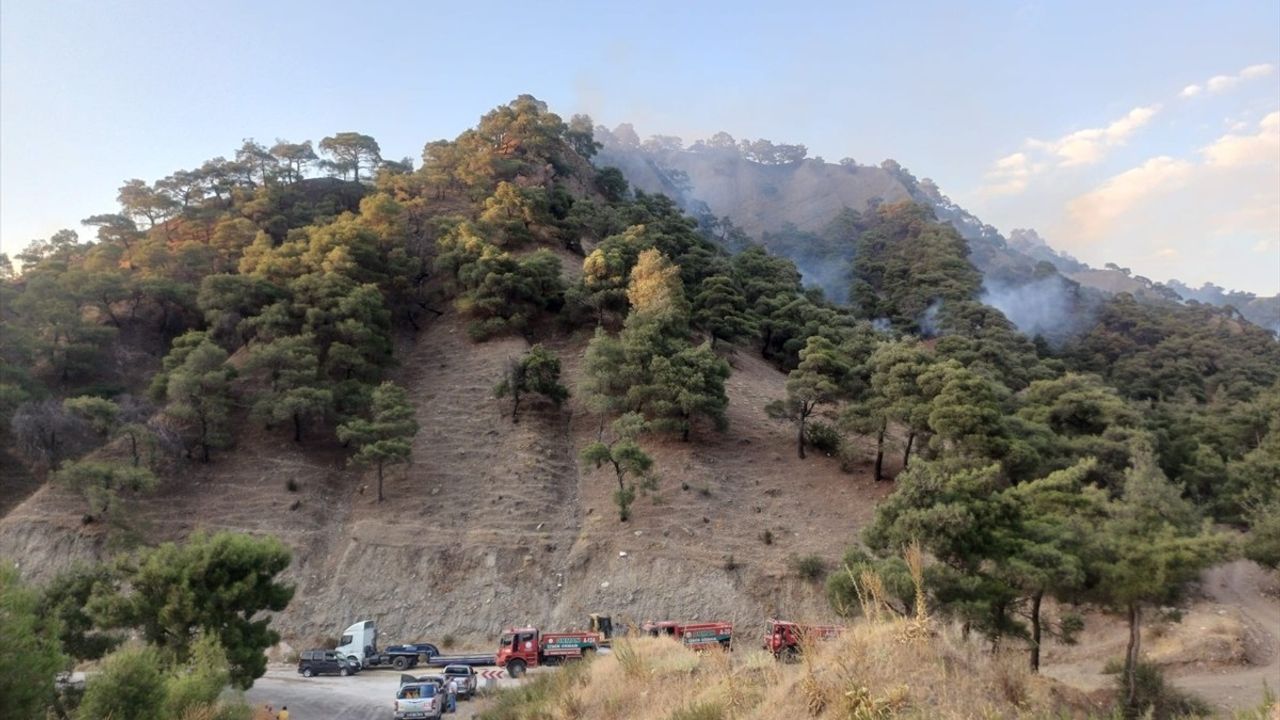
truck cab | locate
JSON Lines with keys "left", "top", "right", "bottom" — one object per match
{"left": 336, "top": 620, "right": 377, "bottom": 667}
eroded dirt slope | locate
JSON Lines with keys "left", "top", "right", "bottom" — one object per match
{"left": 0, "top": 310, "right": 884, "bottom": 648}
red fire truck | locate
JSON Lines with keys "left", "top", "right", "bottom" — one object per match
{"left": 641, "top": 621, "right": 734, "bottom": 650}
{"left": 762, "top": 619, "right": 841, "bottom": 659}
{"left": 495, "top": 627, "right": 601, "bottom": 677}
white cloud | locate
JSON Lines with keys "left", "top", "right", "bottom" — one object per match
{"left": 979, "top": 104, "right": 1162, "bottom": 195}
{"left": 979, "top": 152, "right": 1036, "bottom": 196}
{"left": 1156, "top": 247, "right": 1180, "bottom": 258}
{"left": 1207, "top": 74, "right": 1240, "bottom": 93}
{"left": 1240, "top": 63, "right": 1275, "bottom": 79}
{"left": 1066, "top": 156, "right": 1194, "bottom": 239}
{"left": 1029, "top": 105, "right": 1161, "bottom": 167}
{"left": 1183, "top": 63, "right": 1275, "bottom": 98}
{"left": 1201, "top": 112, "right": 1280, "bottom": 167}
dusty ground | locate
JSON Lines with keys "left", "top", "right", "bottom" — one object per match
{"left": 245, "top": 664, "right": 525, "bottom": 720}
{"left": 1044, "top": 560, "right": 1280, "bottom": 713}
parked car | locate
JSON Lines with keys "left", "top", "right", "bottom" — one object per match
{"left": 394, "top": 681, "right": 442, "bottom": 720}
{"left": 298, "top": 649, "right": 359, "bottom": 677}
{"left": 442, "top": 664, "right": 478, "bottom": 699}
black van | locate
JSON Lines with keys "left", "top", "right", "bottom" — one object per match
{"left": 298, "top": 649, "right": 359, "bottom": 677}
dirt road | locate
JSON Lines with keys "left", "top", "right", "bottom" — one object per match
{"left": 245, "top": 665, "right": 519, "bottom": 720}
{"left": 1171, "top": 560, "right": 1280, "bottom": 712}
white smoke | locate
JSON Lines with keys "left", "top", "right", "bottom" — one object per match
{"left": 981, "top": 276, "right": 1075, "bottom": 337}
{"left": 919, "top": 300, "right": 943, "bottom": 337}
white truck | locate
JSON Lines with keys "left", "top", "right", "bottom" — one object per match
{"left": 337, "top": 620, "right": 439, "bottom": 671}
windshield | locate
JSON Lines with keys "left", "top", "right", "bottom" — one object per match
{"left": 397, "top": 684, "right": 436, "bottom": 699}
{"left": 340, "top": 634, "right": 353, "bottom": 645}
{"left": 499, "top": 633, "right": 514, "bottom": 645}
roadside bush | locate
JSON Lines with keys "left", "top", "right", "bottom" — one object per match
{"left": 804, "top": 420, "right": 842, "bottom": 456}
{"left": 79, "top": 645, "right": 167, "bottom": 720}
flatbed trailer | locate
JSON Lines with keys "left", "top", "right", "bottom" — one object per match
{"left": 421, "top": 653, "right": 495, "bottom": 667}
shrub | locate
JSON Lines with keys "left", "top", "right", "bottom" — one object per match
{"left": 792, "top": 554, "right": 827, "bottom": 582}
{"left": 441, "top": 634, "right": 456, "bottom": 649}
{"left": 805, "top": 420, "right": 842, "bottom": 456}
{"left": 760, "top": 529, "right": 774, "bottom": 545}
{"left": 1113, "top": 660, "right": 1211, "bottom": 719}
{"left": 285, "top": 478, "right": 299, "bottom": 492}
{"left": 79, "top": 645, "right": 167, "bottom": 720}
{"left": 670, "top": 701, "right": 725, "bottom": 720}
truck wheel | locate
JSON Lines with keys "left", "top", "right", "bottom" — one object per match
{"left": 302, "top": 667, "right": 313, "bottom": 678}
{"left": 507, "top": 659, "right": 527, "bottom": 678}
{"left": 393, "top": 655, "right": 408, "bottom": 671}
{"left": 347, "top": 655, "right": 361, "bottom": 669}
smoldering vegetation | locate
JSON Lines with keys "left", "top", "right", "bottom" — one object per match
{"left": 981, "top": 274, "right": 1088, "bottom": 341}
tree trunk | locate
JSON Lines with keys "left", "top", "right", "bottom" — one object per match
{"left": 293, "top": 412, "right": 302, "bottom": 442}
{"left": 797, "top": 415, "right": 807, "bottom": 459}
{"left": 200, "top": 415, "right": 211, "bottom": 463}
{"left": 902, "top": 431, "right": 915, "bottom": 470}
{"left": 1029, "top": 590, "right": 1043, "bottom": 673}
{"left": 873, "top": 422, "right": 886, "bottom": 482}
{"left": 1124, "top": 603, "right": 1142, "bottom": 711}
{"left": 377, "top": 462, "right": 385, "bottom": 502}
{"left": 128, "top": 432, "right": 139, "bottom": 467}
{"left": 511, "top": 393, "right": 521, "bottom": 424}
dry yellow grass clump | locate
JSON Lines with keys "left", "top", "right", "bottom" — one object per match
{"left": 479, "top": 622, "right": 1102, "bottom": 720}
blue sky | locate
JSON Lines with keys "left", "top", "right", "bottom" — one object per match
{"left": 2, "top": 0, "right": 1278, "bottom": 293}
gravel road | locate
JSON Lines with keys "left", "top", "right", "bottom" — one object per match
{"left": 246, "top": 665, "right": 522, "bottom": 720}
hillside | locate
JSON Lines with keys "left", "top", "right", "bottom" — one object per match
{"left": 596, "top": 130, "right": 1280, "bottom": 337}
{"left": 0, "top": 305, "right": 883, "bottom": 645}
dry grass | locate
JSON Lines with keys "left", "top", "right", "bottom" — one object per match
{"left": 478, "top": 623, "right": 1102, "bottom": 720}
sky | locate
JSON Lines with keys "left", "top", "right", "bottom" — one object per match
{"left": 2, "top": 0, "right": 1278, "bottom": 294}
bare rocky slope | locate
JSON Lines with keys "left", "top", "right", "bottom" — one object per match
{"left": 0, "top": 306, "right": 887, "bottom": 649}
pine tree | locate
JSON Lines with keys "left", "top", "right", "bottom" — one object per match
{"left": 768, "top": 336, "right": 849, "bottom": 458}
{"left": 580, "top": 412, "right": 653, "bottom": 521}
{"left": 1091, "top": 446, "right": 1233, "bottom": 713}
{"left": 693, "top": 274, "right": 755, "bottom": 346}
{"left": 163, "top": 335, "right": 236, "bottom": 462}
{"left": 246, "top": 334, "right": 332, "bottom": 442}
{"left": 337, "top": 381, "right": 419, "bottom": 502}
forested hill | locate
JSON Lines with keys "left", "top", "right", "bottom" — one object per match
{"left": 2, "top": 94, "right": 1279, "bottom": 718}
{"left": 595, "top": 126, "right": 1280, "bottom": 335}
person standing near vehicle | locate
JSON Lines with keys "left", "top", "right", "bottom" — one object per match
{"left": 277, "top": 707, "right": 289, "bottom": 720}
{"left": 445, "top": 677, "right": 458, "bottom": 713}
